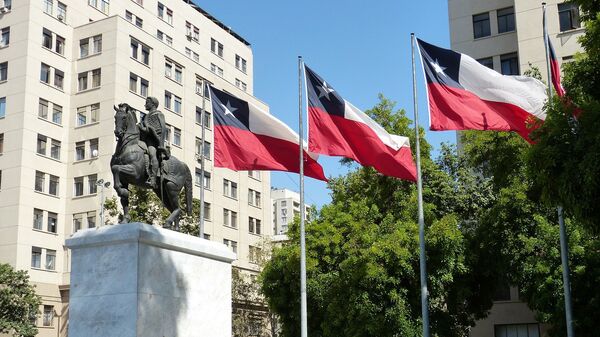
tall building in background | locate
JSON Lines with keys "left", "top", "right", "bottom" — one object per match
{"left": 271, "top": 188, "right": 311, "bottom": 236}
{"left": 0, "top": 1, "right": 271, "bottom": 336}
{"left": 448, "top": 1, "right": 584, "bottom": 336}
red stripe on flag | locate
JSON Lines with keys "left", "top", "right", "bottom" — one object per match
{"left": 550, "top": 59, "right": 566, "bottom": 97}
{"left": 427, "top": 83, "right": 542, "bottom": 143}
{"left": 308, "top": 107, "right": 417, "bottom": 181}
{"left": 215, "top": 126, "right": 327, "bottom": 181}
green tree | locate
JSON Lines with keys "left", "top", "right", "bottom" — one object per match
{"left": 0, "top": 263, "right": 41, "bottom": 337}
{"left": 261, "top": 96, "right": 495, "bottom": 337}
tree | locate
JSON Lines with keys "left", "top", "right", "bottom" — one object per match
{"left": 260, "top": 96, "right": 496, "bottom": 337}
{"left": 0, "top": 263, "right": 41, "bottom": 337}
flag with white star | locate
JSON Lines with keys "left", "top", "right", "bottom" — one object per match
{"left": 304, "top": 65, "right": 417, "bottom": 182}
{"left": 417, "top": 38, "right": 547, "bottom": 142}
{"left": 208, "top": 85, "right": 327, "bottom": 181}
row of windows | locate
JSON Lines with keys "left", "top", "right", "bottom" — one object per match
{"left": 88, "top": 0, "right": 109, "bottom": 15}
{"left": 36, "top": 134, "right": 61, "bottom": 160}
{"left": 472, "top": 4, "right": 581, "bottom": 40}
{"left": 40, "top": 63, "right": 64, "bottom": 90}
{"left": 42, "top": 0, "right": 67, "bottom": 22}
{"left": 477, "top": 52, "right": 519, "bottom": 76}
{"left": 31, "top": 246, "right": 56, "bottom": 270}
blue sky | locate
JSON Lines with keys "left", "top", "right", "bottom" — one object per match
{"left": 196, "top": 0, "right": 457, "bottom": 207}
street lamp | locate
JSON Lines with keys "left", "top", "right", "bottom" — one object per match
{"left": 96, "top": 179, "right": 111, "bottom": 226}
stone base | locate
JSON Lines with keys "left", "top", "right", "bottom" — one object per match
{"left": 66, "top": 223, "right": 236, "bottom": 337}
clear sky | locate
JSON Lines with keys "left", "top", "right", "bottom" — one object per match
{"left": 195, "top": 0, "right": 457, "bottom": 207}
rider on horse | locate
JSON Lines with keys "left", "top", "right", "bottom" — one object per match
{"left": 138, "top": 97, "right": 168, "bottom": 189}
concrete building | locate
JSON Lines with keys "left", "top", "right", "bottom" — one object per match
{"left": 0, "top": 1, "right": 271, "bottom": 335}
{"left": 271, "top": 188, "right": 311, "bottom": 236}
{"left": 448, "top": 0, "right": 584, "bottom": 336}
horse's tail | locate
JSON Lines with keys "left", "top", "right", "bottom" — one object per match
{"left": 184, "top": 164, "right": 193, "bottom": 215}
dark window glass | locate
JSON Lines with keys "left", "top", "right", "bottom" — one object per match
{"left": 558, "top": 3, "right": 581, "bottom": 32}
{"left": 473, "top": 12, "right": 491, "bottom": 38}
{"left": 500, "top": 52, "right": 519, "bottom": 75}
{"left": 477, "top": 57, "right": 494, "bottom": 69}
{"left": 497, "top": 7, "right": 515, "bottom": 33}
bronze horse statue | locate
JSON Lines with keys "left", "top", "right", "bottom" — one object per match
{"left": 110, "top": 103, "right": 192, "bottom": 231}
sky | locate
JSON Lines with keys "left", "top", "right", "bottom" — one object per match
{"left": 195, "top": 0, "right": 457, "bottom": 207}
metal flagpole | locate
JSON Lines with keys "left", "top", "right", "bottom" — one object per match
{"left": 411, "top": 33, "right": 430, "bottom": 337}
{"left": 198, "top": 81, "right": 207, "bottom": 238}
{"left": 542, "top": 4, "right": 574, "bottom": 336}
{"left": 298, "top": 56, "right": 308, "bottom": 337}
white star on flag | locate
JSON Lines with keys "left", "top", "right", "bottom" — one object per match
{"left": 432, "top": 60, "right": 447, "bottom": 75}
{"left": 222, "top": 101, "right": 238, "bottom": 116}
{"left": 318, "top": 81, "right": 335, "bottom": 99}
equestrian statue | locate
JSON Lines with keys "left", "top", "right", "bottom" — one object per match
{"left": 110, "top": 97, "right": 192, "bottom": 231}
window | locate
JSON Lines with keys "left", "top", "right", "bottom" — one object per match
{"left": 157, "top": 30, "right": 172, "bottom": 46}
{"left": 55, "top": 35, "right": 65, "bottom": 55}
{"left": 165, "top": 59, "right": 183, "bottom": 83}
{"left": 43, "top": 0, "right": 53, "bottom": 15}
{"left": 235, "top": 55, "right": 247, "bottom": 73}
{"left": 248, "top": 170, "right": 261, "bottom": 180}
{"left": 223, "top": 179, "right": 238, "bottom": 199}
{"left": 130, "top": 38, "right": 150, "bottom": 65}
{"left": 173, "top": 127, "right": 181, "bottom": 146}
{"left": 249, "top": 246, "right": 261, "bottom": 263}
{"left": 0, "top": 133, "right": 3, "bottom": 154}
{"left": 54, "top": 69, "right": 63, "bottom": 89}
{"left": 0, "top": 97, "right": 4, "bottom": 118}
{"left": 140, "top": 79, "right": 149, "bottom": 97}
{"left": 88, "top": 174, "right": 97, "bottom": 194}
{"left": 57, "top": 1, "right": 66, "bottom": 20}
{"left": 90, "top": 138, "right": 98, "bottom": 156}
{"left": 90, "top": 104, "right": 99, "bottom": 123}
{"left": 174, "top": 95, "right": 181, "bottom": 114}
{"left": 35, "top": 171, "right": 45, "bottom": 192}
{"left": 0, "top": 62, "right": 6, "bottom": 81}
{"left": 497, "top": 7, "right": 515, "bottom": 33}
{"left": 473, "top": 12, "right": 491, "bottom": 38}
{"left": 2, "top": 0, "right": 10, "bottom": 10}
{"left": 45, "top": 250, "right": 56, "bottom": 270}
{"left": 129, "top": 73, "right": 137, "bottom": 92}
{"left": 31, "top": 247, "right": 42, "bottom": 268}
{"left": 43, "top": 305, "right": 54, "bottom": 326}
{"left": 87, "top": 212, "right": 96, "bottom": 228}
{"left": 210, "top": 63, "right": 223, "bottom": 77}
{"left": 93, "top": 35, "right": 102, "bottom": 53}
{"left": 125, "top": 11, "right": 143, "bottom": 28}
{"left": 203, "top": 141, "right": 211, "bottom": 160}
{"left": 50, "top": 139, "right": 60, "bottom": 160}
{"left": 89, "top": 0, "right": 108, "bottom": 14}
{"left": 33, "top": 209, "right": 44, "bottom": 230}
{"left": 203, "top": 110, "right": 211, "bottom": 128}
{"left": 249, "top": 189, "right": 261, "bottom": 207}
{"left": 211, "top": 38, "right": 223, "bottom": 57}
{"left": 249, "top": 217, "right": 261, "bottom": 235}
{"left": 75, "top": 141, "right": 85, "bottom": 160}
{"left": 78, "top": 72, "right": 88, "bottom": 91}
{"left": 194, "top": 170, "right": 212, "bottom": 189}
{"left": 47, "top": 212, "right": 57, "bottom": 233}
{"left": 235, "top": 79, "right": 247, "bottom": 92}
{"left": 203, "top": 202, "right": 211, "bottom": 220}
{"left": 558, "top": 3, "right": 581, "bottom": 32}
{"left": 37, "top": 135, "right": 47, "bottom": 155}
{"left": 49, "top": 175, "right": 58, "bottom": 195}
{"left": 195, "top": 79, "right": 204, "bottom": 96}
{"left": 38, "top": 99, "right": 49, "bottom": 119}
{"left": 74, "top": 177, "right": 84, "bottom": 196}
{"left": 92, "top": 68, "right": 101, "bottom": 87}
{"left": 42, "top": 28, "right": 53, "bottom": 49}
{"left": 129, "top": 73, "right": 149, "bottom": 97}
{"left": 223, "top": 209, "right": 238, "bottom": 228}
{"left": 40, "top": 63, "right": 50, "bottom": 83}
{"left": 77, "top": 108, "right": 87, "bottom": 126}
{"left": 73, "top": 213, "right": 82, "bottom": 232}
{"left": 478, "top": 57, "right": 494, "bottom": 69}
{"left": 223, "top": 239, "right": 237, "bottom": 253}
{"left": 164, "top": 91, "right": 172, "bottom": 110}
{"left": 0, "top": 27, "right": 8, "bottom": 47}
{"left": 494, "top": 324, "right": 540, "bottom": 337}
{"left": 500, "top": 53, "right": 519, "bottom": 75}
{"left": 80, "top": 38, "right": 89, "bottom": 57}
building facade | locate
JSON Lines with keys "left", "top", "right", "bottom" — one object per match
{"left": 0, "top": 1, "right": 271, "bottom": 336}
{"left": 447, "top": 0, "right": 584, "bottom": 336}
{"left": 271, "top": 188, "right": 311, "bottom": 236}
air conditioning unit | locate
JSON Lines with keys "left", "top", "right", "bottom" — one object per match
{"left": 57, "top": 14, "right": 64, "bottom": 21}
{"left": 186, "top": 33, "right": 192, "bottom": 39}
{"left": 0, "top": 7, "right": 8, "bottom": 13}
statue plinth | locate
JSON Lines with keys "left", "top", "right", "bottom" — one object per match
{"left": 66, "top": 223, "right": 236, "bottom": 337}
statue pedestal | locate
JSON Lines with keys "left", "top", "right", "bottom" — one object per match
{"left": 66, "top": 223, "right": 236, "bottom": 337}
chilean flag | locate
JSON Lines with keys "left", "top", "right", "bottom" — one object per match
{"left": 209, "top": 86, "right": 327, "bottom": 181}
{"left": 547, "top": 37, "right": 566, "bottom": 97}
{"left": 304, "top": 65, "right": 417, "bottom": 182}
{"left": 417, "top": 39, "right": 548, "bottom": 142}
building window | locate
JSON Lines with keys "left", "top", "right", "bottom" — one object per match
{"left": 74, "top": 177, "right": 84, "bottom": 196}
{"left": 75, "top": 141, "right": 86, "bottom": 160}
{"left": 42, "top": 28, "right": 52, "bottom": 49}
{"left": 203, "top": 202, "right": 211, "bottom": 221}
{"left": 80, "top": 38, "right": 89, "bottom": 57}
{"left": 249, "top": 189, "right": 261, "bottom": 208}
{"left": 494, "top": 324, "right": 540, "bottom": 337}
{"left": 235, "top": 55, "right": 247, "bottom": 73}
{"left": 204, "top": 110, "right": 211, "bottom": 128}
{"left": 38, "top": 99, "right": 49, "bottom": 119}
{"left": 203, "top": 141, "right": 211, "bottom": 160}
{"left": 174, "top": 95, "right": 181, "bottom": 114}
{"left": 497, "top": 7, "right": 515, "bottom": 34}
{"left": 37, "top": 135, "right": 47, "bottom": 155}
{"left": 164, "top": 91, "right": 172, "bottom": 110}
{"left": 223, "top": 209, "right": 238, "bottom": 228}
{"left": 173, "top": 127, "right": 181, "bottom": 146}
{"left": 477, "top": 57, "right": 494, "bottom": 69}
{"left": 50, "top": 139, "right": 60, "bottom": 160}
{"left": 0, "top": 62, "right": 6, "bottom": 82}
{"left": 500, "top": 52, "right": 519, "bottom": 75}
{"left": 87, "top": 174, "right": 97, "bottom": 194}
{"left": 90, "top": 138, "right": 98, "bottom": 156}
{"left": 48, "top": 175, "right": 58, "bottom": 195}
{"left": 0, "top": 97, "right": 4, "bottom": 118}
{"left": 43, "top": 0, "right": 53, "bottom": 15}
{"left": 78, "top": 72, "right": 88, "bottom": 91}
{"left": 130, "top": 38, "right": 150, "bottom": 65}
{"left": 57, "top": 1, "right": 67, "bottom": 20}
{"left": 40, "top": 63, "right": 50, "bottom": 84}
{"left": 88, "top": 0, "right": 108, "bottom": 14}
{"left": 473, "top": 12, "right": 491, "bottom": 39}
{"left": 210, "top": 63, "right": 223, "bottom": 77}
{"left": 165, "top": 59, "right": 183, "bottom": 83}
{"left": 558, "top": 3, "right": 581, "bottom": 32}
{"left": 126, "top": 10, "right": 143, "bottom": 28}
{"left": 35, "top": 171, "right": 45, "bottom": 192}
{"left": 2, "top": 0, "right": 11, "bottom": 11}
{"left": 129, "top": 73, "right": 137, "bottom": 92}
{"left": 0, "top": 27, "right": 8, "bottom": 47}
{"left": 33, "top": 209, "right": 44, "bottom": 230}
{"left": 52, "top": 104, "right": 62, "bottom": 124}
{"left": 223, "top": 239, "right": 237, "bottom": 253}
{"left": 31, "top": 247, "right": 42, "bottom": 268}
{"left": 42, "top": 305, "right": 54, "bottom": 326}
{"left": 211, "top": 38, "right": 223, "bottom": 57}
{"left": 223, "top": 179, "right": 238, "bottom": 199}
{"left": 249, "top": 217, "right": 261, "bottom": 235}
{"left": 92, "top": 68, "right": 101, "bottom": 87}
{"left": 235, "top": 78, "right": 247, "bottom": 92}
{"left": 87, "top": 212, "right": 96, "bottom": 228}
{"left": 47, "top": 212, "right": 57, "bottom": 233}
{"left": 54, "top": 69, "right": 63, "bottom": 89}
{"left": 45, "top": 250, "right": 56, "bottom": 270}
{"left": 93, "top": 35, "right": 102, "bottom": 53}
{"left": 0, "top": 133, "right": 3, "bottom": 154}
{"left": 129, "top": 73, "right": 149, "bottom": 97}
{"left": 248, "top": 170, "right": 261, "bottom": 180}
{"left": 249, "top": 245, "right": 261, "bottom": 263}
{"left": 73, "top": 213, "right": 82, "bottom": 232}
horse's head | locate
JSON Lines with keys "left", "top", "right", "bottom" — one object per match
{"left": 113, "top": 103, "right": 138, "bottom": 139}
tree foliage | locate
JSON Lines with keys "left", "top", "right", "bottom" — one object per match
{"left": 0, "top": 264, "right": 41, "bottom": 337}
{"left": 261, "top": 97, "right": 496, "bottom": 337}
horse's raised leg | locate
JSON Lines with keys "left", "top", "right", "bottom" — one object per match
{"left": 112, "top": 164, "right": 135, "bottom": 223}
{"left": 162, "top": 181, "right": 182, "bottom": 231}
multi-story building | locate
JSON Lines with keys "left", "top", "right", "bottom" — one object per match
{"left": 0, "top": 1, "right": 271, "bottom": 336}
{"left": 271, "top": 188, "right": 311, "bottom": 236}
{"left": 448, "top": 1, "right": 584, "bottom": 336}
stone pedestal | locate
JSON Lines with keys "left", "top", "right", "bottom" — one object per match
{"left": 66, "top": 223, "right": 236, "bottom": 337}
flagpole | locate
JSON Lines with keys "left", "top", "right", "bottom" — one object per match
{"left": 542, "top": 4, "right": 574, "bottom": 337}
{"left": 198, "top": 81, "right": 207, "bottom": 238}
{"left": 298, "top": 56, "right": 308, "bottom": 337}
{"left": 411, "top": 33, "right": 430, "bottom": 337}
